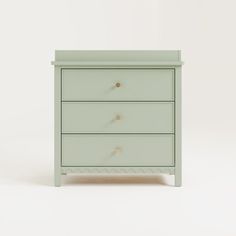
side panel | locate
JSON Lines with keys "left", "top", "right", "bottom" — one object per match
{"left": 54, "top": 66, "right": 61, "bottom": 186}
{"left": 175, "top": 67, "right": 182, "bottom": 186}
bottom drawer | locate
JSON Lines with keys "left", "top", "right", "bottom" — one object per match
{"left": 62, "top": 134, "right": 174, "bottom": 166}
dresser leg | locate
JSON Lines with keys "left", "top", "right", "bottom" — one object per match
{"left": 55, "top": 174, "right": 61, "bottom": 187}
{"left": 175, "top": 172, "right": 182, "bottom": 187}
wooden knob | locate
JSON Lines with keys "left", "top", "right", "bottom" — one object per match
{"left": 115, "top": 114, "right": 121, "bottom": 120}
{"left": 115, "top": 82, "right": 121, "bottom": 88}
{"left": 113, "top": 146, "right": 122, "bottom": 155}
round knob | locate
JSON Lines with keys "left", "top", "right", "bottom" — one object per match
{"left": 113, "top": 146, "right": 122, "bottom": 155}
{"left": 115, "top": 82, "right": 121, "bottom": 88}
{"left": 115, "top": 114, "right": 121, "bottom": 120}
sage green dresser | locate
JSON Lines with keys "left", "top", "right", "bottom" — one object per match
{"left": 52, "top": 51, "right": 183, "bottom": 186}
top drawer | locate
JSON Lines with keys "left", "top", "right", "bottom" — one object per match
{"left": 62, "top": 69, "right": 174, "bottom": 101}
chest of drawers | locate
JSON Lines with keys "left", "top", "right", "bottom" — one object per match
{"left": 52, "top": 50, "right": 182, "bottom": 186}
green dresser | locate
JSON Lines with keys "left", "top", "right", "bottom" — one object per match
{"left": 52, "top": 51, "right": 182, "bottom": 186}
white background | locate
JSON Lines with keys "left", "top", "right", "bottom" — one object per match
{"left": 0, "top": 0, "right": 236, "bottom": 235}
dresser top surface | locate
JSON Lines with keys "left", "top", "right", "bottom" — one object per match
{"left": 52, "top": 50, "right": 183, "bottom": 66}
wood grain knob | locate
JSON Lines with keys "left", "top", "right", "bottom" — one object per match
{"left": 113, "top": 146, "right": 122, "bottom": 155}
{"left": 115, "top": 114, "right": 121, "bottom": 120}
{"left": 115, "top": 82, "right": 121, "bottom": 88}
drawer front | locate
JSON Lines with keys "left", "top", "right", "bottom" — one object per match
{"left": 62, "top": 134, "right": 174, "bottom": 166}
{"left": 62, "top": 102, "right": 174, "bottom": 133}
{"left": 62, "top": 69, "right": 174, "bottom": 101}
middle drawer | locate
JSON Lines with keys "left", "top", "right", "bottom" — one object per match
{"left": 62, "top": 102, "right": 174, "bottom": 133}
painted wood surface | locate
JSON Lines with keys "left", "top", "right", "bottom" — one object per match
{"left": 175, "top": 67, "right": 182, "bottom": 187}
{"left": 54, "top": 67, "right": 61, "bottom": 187}
{"left": 52, "top": 50, "right": 182, "bottom": 66}
{"left": 53, "top": 50, "right": 182, "bottom": 186}
{"left": 62, "top": 69, "right": 174, "bottom": 101}
{"left": 62, "top": 134, "right": 174, "bottom": 167}
{"left": 61, "top": 166, "right": 175, "bottom": 175}
{"left": 62, "top": 102, "right": 174, "bottom": 133}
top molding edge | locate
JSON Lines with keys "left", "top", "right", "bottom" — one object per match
{"left": 52, "top": 50, "right": 183, "bottom": 66}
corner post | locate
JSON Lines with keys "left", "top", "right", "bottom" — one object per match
{"left": 54, "top": 66, "right": 61, "bottom": 186}
{"left": 175, "top": 66, "right": 182, "bottom": 187}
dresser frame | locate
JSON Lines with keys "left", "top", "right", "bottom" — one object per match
{"left": 52, "top": 51, "right": 182, "bottom": 186}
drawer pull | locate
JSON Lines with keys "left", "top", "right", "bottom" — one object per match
{"left": 115, "top": 114, "right": 121, "bottom": 120}
{"left": 112, "top": 146, "right": 123, "bottom": 156}
{"left": 111, "top": 114, "right": 122, "bottom": 123}
{"left": 115, "top": 82, "right": 121, "bottom": 88}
